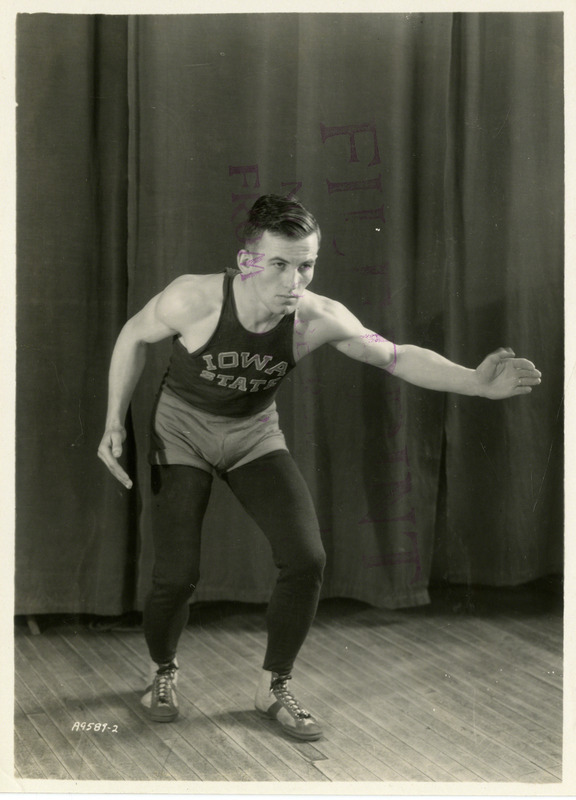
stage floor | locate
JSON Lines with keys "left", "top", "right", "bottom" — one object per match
{"left": 14, "top": 583, "right": 563, "bottom": 784}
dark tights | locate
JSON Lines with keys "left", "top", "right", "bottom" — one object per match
{"left": 144, "top": 451, "right": 326, "bottom": 674}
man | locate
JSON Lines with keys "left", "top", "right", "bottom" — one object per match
{"left": 98, "top": 194, "right": 541, "bottom": 740}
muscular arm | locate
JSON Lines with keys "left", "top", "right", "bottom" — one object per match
{"left": 299, "top": 294, "right": 541, "bottom": 399}
{"left": 105, "top": 297, "right": 178, "bottom": 427}
{"left": 97, "top": 280, "right": 192, "bottom": 488}
{"left": 386, "top": 344, "right": 480, "bottom": 394}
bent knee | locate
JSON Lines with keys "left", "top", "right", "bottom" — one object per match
{"left": 310, "top": 547, "right": 327, "bottom": 577}
{"left": 282, "top": 546, "right": 326, "bottom": 581}
{"left": 151, "top": 573, "right": 199, "bottom": 601}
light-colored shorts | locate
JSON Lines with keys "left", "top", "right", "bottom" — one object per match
{"left": 149, "top": 389, "right": 288, "bottom": 474}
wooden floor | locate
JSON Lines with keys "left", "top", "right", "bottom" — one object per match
{"left": 14, "top": 582, "right": 563, "bottom": 784}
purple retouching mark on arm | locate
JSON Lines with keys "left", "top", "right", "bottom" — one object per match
{"left": 361, "top": 332, "right": 386, "bottom": 344}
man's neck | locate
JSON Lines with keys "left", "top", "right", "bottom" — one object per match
{"left": 232, "top": 274, "right": 286, "bottom": 333}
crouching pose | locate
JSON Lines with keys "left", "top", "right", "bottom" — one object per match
{"left": 98, "top": 194, "right": 541, "bottom": 740}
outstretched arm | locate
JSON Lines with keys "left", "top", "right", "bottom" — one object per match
{"left": 316, "top": 298, "right": 541, "bottom": 398}
{"left": 385, "top": 344, "right": 541, "bottom": 398}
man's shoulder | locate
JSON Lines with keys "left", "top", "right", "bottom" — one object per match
{"left": 166, "top": 271, "right": 225, "bottom": 295}
{"left": 156, "top": 272, "right": 226, "bottom": 325}
{"left": 297, "top": 289, "right": 348, "bottom": 321}
{"left": 296, "top": 289, "right": 365, "bottom": 346}
{"left": 162, "top": 272, "right": 225, "bottom": 305}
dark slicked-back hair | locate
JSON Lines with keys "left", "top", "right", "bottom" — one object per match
{"left": 242, "top": 194, "right": 321, "bottom": 246}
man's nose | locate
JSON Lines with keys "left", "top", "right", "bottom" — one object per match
{"left": 284, "top": 268, "right": 300, "bottom": 289}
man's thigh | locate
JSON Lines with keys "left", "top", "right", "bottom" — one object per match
{"left": 224, "top": 450, "right": 324, "bottom": 564}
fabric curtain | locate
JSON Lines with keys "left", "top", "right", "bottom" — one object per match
{"left": 16, "top": 15, "right": 138, "bottom": 614}
{"left": 433, "top": 14, "right": 564, "bottom": 583}
{"left": 16, "top": 13, "right": 563, "bottom": 615}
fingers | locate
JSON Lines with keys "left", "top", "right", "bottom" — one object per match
{"left": 513, "top": 371, "right": 541, "bottom": 394}
{"left": 97, "top": 448, "right": 133, "bottom": 489}
{"left": 97, "top": 431, "right": 133, "bottom": 490}
{"left": 496, "top": 351, "right": 540, "bottom": 375}
{"left": 511, "top": 358, "right": 539, "bottom": 372}
{"left": 513, "top": 362, "right": 542, "bottom": 388}
{"left": 110, "top": 429, "right": 124, "bottom": 459}
{"left": 491, "top": 347, "right": 515, "bottom": 360}
{"left": 515, "top": 371, "right": 541, "bottom": 384}
{"left": 483, "top": 347, "right": 515, "bottom": 368}
{"left": 498, "top": 351, "right": 543, "bottom": 391}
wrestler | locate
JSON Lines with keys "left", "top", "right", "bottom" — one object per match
{"left": 98, "top": 194, "right": 541, "bottom": 740}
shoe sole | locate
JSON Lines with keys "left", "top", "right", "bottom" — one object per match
{"left": 255, "top": 707, "right": 322, "bottom": 741}
{"left": 150, "top": 709, "right": 179, "bottom": 723}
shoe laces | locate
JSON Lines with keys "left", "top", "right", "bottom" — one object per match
{"left": 270, "top": 674, "right": 311, "bottom": 719}
{"left": 154, "top": 663, "right": 178, "bottom": 704}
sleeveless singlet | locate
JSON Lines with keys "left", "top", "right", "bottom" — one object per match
{"left": 161, "top": 271, "right": 297, "bottom": 418}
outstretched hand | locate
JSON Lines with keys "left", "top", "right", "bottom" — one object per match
{"left": 475, "top": 347, "right": 541, "bottom": 399}
{"left": 97, "top": 426, "right": 133, "bottom": 489}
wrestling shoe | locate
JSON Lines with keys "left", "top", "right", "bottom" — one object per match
{"left": 255, "top": 670, "right": 322, "bottom": 741}
{"left": 141, "top": 660, "right": 179, "bottom": 722}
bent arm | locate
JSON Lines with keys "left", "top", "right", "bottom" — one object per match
{"left": 98, "top": 289, "right": 181, "bottom": 488}
{"left": 105, "top": 322, "right": 148, "bottom": 431}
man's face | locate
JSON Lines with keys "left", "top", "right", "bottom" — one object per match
{"left": 237, "top": 230, "right": 319, "bottom": 315}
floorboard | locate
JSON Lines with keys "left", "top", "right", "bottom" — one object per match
{"left": 14, "top": 583, "right": 562, "bottom": 784}
{"left": 314, "top": 614, "right": 559, "bottom": 781}
{"left": 355, "top": 614, "right": 560, "bottom": 765}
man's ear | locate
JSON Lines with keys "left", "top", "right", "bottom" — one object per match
{"left": 237, "top": 247, "right": 265, "bottom": 277}
{"left": 236, "top": 249, "right": 250, "bottom": 273}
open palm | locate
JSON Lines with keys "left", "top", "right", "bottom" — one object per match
{"left": 476, "top": 347, "right": 541, "bottom": 399}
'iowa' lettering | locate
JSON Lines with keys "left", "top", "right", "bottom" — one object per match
{"left": 201, "top": 352, "right": 288, "bottom": 376}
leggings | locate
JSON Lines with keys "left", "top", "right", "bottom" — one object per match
{"left": 143, "top": 450, "right": 326, "bottom": 675}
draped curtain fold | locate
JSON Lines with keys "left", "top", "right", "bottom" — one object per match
{"left": 16, "top": 15, "right": 139, "bottom": 615}
{"left": 16, "top": 13, "right": 563, "bottom": 615}
{"left": 434, "top": 13, "right": 564, "bottom": 584}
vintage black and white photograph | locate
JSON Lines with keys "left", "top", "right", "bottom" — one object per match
{"left": 13, "top": 7, "right": 565, "bottom": 790}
